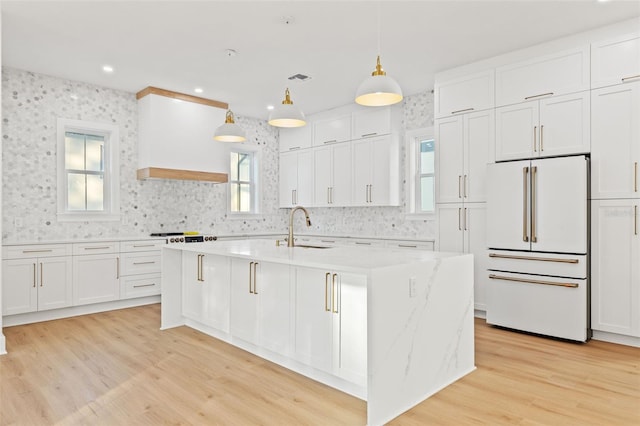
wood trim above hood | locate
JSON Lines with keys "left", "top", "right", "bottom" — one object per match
{"left": 137, "top": 167, "right": 228, "bottom": 183}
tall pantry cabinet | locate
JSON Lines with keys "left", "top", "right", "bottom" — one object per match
{"left": 590, "top": 32, "right": 640, "bottom": 340}
{"left": 434, "top": 72, "right": 494, "bottom": 312}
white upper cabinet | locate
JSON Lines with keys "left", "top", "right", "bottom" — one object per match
{"left": 352, "top": 107, "right": 391, "bottom": 139}
{"left": 279, "top": 125, "right": 313, "bottom": 152}
{"left": 495, "top": 91, "right": 590, "bottom": 161}
{"left": 279, "top": 150, "right": 314, "bottom": 208}
{"left": 591, "top": 33, "right": 640, "bottom": 89}
{"left": 313, "top": 115, "right": 351, "bottom": 146}
{"left": 434, "top": 70, "right": 495, "bottom": 118}
{"left": 591, "top": 81, "right": 640, "bottom": 200}
{"left": 495, "top": 46, "right": 590, "bottom": 107}
{"left": 137, "top": 88, "right": 229, "bottom": 180}
{"left": 352, "top": 136, "right": 400, "bottom": 206}
{"left": 313, "top": 143, "right": 352, "bottom": 207}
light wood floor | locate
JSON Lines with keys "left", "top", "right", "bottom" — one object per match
{"left": 1, "top": 304, "right": 638, "bottom": 425}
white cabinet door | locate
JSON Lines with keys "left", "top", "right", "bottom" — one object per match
{"left": 313, "top": 146, "right": 332, "bottom": 207}
{"left": 73, "top": 254, "right": 119, "bottom": 305}
{"left": 37, "top": 257, "right": 73, "bottom": 311}
{"left": 331, "top": 143, "right": 352, "bottom": 206}
{"left": 313, "top": 115, "right": 351, "bottom": 146}
{"left": 435, "top": 69, "right": 495, "bottom": 118}
{"left": 464, "top": 204, "right": 488, "bottom": 311}
{"left": 335, "top": 272, "right": 367, "bottom": 386}
{"left": 352, "top": 139, "right": 371, "bottom": 205}
{"left": 182, "top": 252, "right": 203, "bottom": 321}
{"left": 591, "top": 82, "right": 640, "bottom": 200}
{"left": 201, "top": 254, "right": 231, "bottom": 332}
{"left": 370, "top": 136, "right": 394, "bottom": 206}
{"left": 437, "top": 204, "right": 464, "bottom": 253}
{"left": 352, "top": 107, "right": 391, "bottom": 139}
{"left": 436, "top": 115, "right": 464, "bottom": 204}
{"left": 495, "top": 45, "right": 589, "bottom": 107}
{"left": 591, "top": 199, "right": 640, "bottom": 337}
{"left": 279, "top": 125, "right": 312, "bottom": 152}
{"left": 538, "top": 91, "right": 590, "bottom": 158}
{"left": 279, "top": 150, "right": 314, "bottom": 207}
{"left": 464, "top": 110, "right": 494, "bottom": 203}
{"left": 531, "top": 156, "right": 588, "bottom": 254}
{"left": 255, "top": 261, "right": 291, "bottom": 355}
{"left": 2, "top": 259, "right": 38, "bottom": 315}
{"left": 486, "top": 160, "right": 531, "bottom": 251}
{"left": 230, "top": 258, "right": 258, "bottom": 344}
{"left": 591, "top": 33, "right": 640, "bottom": 89}
{"left": 294, "top": 267, "right": 334, "bottom": 373}
{"left": 495, "top": 102, "right": 538, "bottom": 162}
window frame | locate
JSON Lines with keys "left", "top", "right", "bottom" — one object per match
{"left": 405, "top": 127, "right": 436, "bottom": 219}
{"left": 228, "top": 146, "right": 261, "bottom": 216}
{"left": 56, "top": 118, "right": 120, "bottom": 222}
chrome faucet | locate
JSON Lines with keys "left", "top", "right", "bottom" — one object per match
{"left": 288, "top": 206, "right": 311, "bottom": 247}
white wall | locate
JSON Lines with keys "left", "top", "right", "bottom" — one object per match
{"left": 1, "top": 67, "right": 436, "bottom": 244}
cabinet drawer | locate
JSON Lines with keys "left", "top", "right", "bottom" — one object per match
{"left": 435, "top": 69, "right": 495, "bottom": 118}
{"left": 120, "top": 240, "right": 165, "bottom": 253}
{"left": 347, "top": 239, "right": 385, "bottom": 248}
{"left": 121, "top": 253, "right": 161, "bottom": 276}
{"left": 121, "top": 274, "right": 161, "bottom": 299}
{"left": 3, "top": 244, "right": 71, "bottom": 259}
{"left": 72, "top": 242, "right": 119, "bottom": 255}
{"left": 487, "top": 250, "right": 587, "bottom": 279}
{"left": 352, "top": 107, "right": 391, "bottom": 139}
{"left": 313, "top": 116, "right": 351, "bottom": 146}
{"left": 385, "top": 240, "right": 434, "bottom": 251}
{"left": 591, "top": 33, "right": 640, "bottom": 89}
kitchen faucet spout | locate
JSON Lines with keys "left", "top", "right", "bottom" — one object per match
{"left": 288, "top": 206, "right": 311, "bottom": 247}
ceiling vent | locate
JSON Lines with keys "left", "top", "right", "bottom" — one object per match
{"left": 288, "top": 73, "right": 311, "bottom": 82}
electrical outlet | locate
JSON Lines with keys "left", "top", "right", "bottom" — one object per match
{"left": 14, "top": 217, "right": 23, "bottom": 228}
{"left": 409, "top": 277, "right": 417, "bottom": 298}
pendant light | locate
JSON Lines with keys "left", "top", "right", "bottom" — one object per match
{"left": 355, "top": 2, "right": 403, "bottom": 106}
{"left": 268, "top": 88, "right": 306, "bottom": 128}
{"left": 214, "top": 110, "right": 246, "bottom": 142}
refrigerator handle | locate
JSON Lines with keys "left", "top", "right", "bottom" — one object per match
{"left": 523, "top": 167, "right": 529, "bottom": 242}
{"left": 531, "top": 166, "right": 538, "bottom": 243}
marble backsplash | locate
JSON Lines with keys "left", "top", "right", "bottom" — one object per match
{"left": 2, "top": 67, "right": 435, "bottom": 243}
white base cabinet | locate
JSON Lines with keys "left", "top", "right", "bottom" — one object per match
{"left": 72, "top": 254, "right": 120, "bottom": 305}
{"left": 294, "top": 267, "right": 367, "bottom": 386}
{"left": 591, "top": 199, "right": 640, "bottom": 337}
{"left": 230, "top": 258, "right": 291, "bottom": 355}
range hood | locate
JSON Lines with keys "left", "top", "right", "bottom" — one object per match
{"left": 136, "top": 87, "right": 230, "bottom": 183}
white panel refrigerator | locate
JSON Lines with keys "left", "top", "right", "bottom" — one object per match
{"left": 485, "top": 155, "right": 590, "bottom": 341}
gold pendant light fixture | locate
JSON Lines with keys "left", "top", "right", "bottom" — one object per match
{"left": 355, "top": 2, "right": 403, "bottom": 106}
{"left": 268, "top": 88, "right": 306, "bottom": 128}
{"left": 214, "top": 110, "right": 246, "bottom": 142}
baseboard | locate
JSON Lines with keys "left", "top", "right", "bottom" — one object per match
{"left": 0, "top": 333, "right": 6, "bottom": 355}
{"left": 592, "top": 330, "right": 640, "bottom": 348}
{"left": 474, "top": 308, "right": 487, "bottom": 319}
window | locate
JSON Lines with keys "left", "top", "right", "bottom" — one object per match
{"left": 406, "top": 127, "right": 435, "bottom": 217}
{"left": 57, "top": 118, "right": 120, "bottom": 221}
{"left": 229, "top": 149, "right": 259, "bottom": 214}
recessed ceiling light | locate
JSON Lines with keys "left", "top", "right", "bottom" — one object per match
{"left": 194, "top": 88, "right": 203, "bottom": 94}
{"left": 267, "top": 105, "right": 275, "bottom": 111}
{"left": 102, "top": 65, "right": 114, "bottom": 73}
{"left": 225, "top": 49, "right": 238, "bottom": 57}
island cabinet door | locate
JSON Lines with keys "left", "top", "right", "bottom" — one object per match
{"left": 201, "top": 254, "right": 231, "bottom": 332}
{"left": 255, "top": 261, "right": 291, "bottom": 355}
{"left": 182, "top": 252, "right": 205, "bottom": 323}
{"left": 335, "top": 272, "right": 367, "bottom": 387}
{"left": 230, "top": 258, "right": 259, "bottom": 344}
{"left": 294, "top": 267, "right": 335, "bottom": 374}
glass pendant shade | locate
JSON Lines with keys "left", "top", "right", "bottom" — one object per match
{"left": 268, "top": 88, "right": 306, "bottom": 128}
{"left": 214, "top": 110, "right": 246, "bottom": 142}
{"left": 355, "top": 55, "right": 403, "bottom": 106}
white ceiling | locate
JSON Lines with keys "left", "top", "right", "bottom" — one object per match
{"left": 2, "top": 1, "right": 640, "bottom": 120}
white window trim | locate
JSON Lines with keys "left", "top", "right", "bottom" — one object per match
{"left": 56, "top": 118, "right": 120, "bottom": 222}
{"left": 405, "top": 127, "right": 436, "bottom": 220}
{"left": 228, "top": 145, "right": 262, "bottom": 217}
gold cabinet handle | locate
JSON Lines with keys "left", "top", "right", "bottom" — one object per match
{"left": 531, "top": 166, "right": 537, "bottom": 243}
{"left": 489, "top": 273, "right": 578, "bottom": 289}
{"left": 451, "top": 107, "right": 474, "bottom": 115}
{"left": 325, "top": 273, "right": 331, "bottom": 312}
{"left": 22, "top": 249, "right": 53, "bottom": 254}
{"left": 332, "top": 274, "right": 338, "bottom": 314}
{"left": 253, "top": 262, "right": 259, "bottom": 294}
{"left": 32, "top": 263, "right": 36, "bottom": 288}
{"left": 327, "top": 187, "right": 331, "bottom": 204}
{"left": 84, "top": 246, "right": 111, "bottom": 250}
{"left": 133, "top": 283, "right": 156, "bottom": 288}
{"left": 464, "top": 207, "right": 468, "bottom": 231}
{"left": 524, "top": 92, "right": 554, "bottom": 100}
{"left": 540, "top": 125, "right": 544, "bottom": 152}
{"left": 249, "top": 261, "right": 254, "bottom": 294}
{"left": 39, "top": 263, "right": 43, "bottom": 287}
{"left": 635, "top": 162, "right": 638, "bottom": 193}
{"left": 622, "top": 74, "right": 640, "bottom": 82}
{"left": 489, "top": 253, "right": 579, "bottom": 263}
{"left": 133, "top": 244, "right": 155, "bottom": 248}
{"left": 116, "top": 257, "right": 120, "bottom": 279}
{"left": 361, "top": 132, "right": 377, "bottom": 138}
{"left": 458, "top": 175, "right": 462, "bottom": 198}
{"left": 635, "top": 205, "right": 638, "bottom": 236}
{"left": 533, "top": 126, "right": 537, "bottom": 152}
{"left": 464, "top": 175, "right": 468, "bottom": 198}
{"left": 458, "top": 207, "right": 462, "bottom": 231}
{"left": 291, "top": 190, "right": 295, "bottom": 205}
{"left": 523, "top": 167, "right": 529, "bottom": 242}
{"left": 133, "top": 261, "right": 156, "bottom": 265}
{"left": 330, "top": 187, "right": 333, "bottom": 204}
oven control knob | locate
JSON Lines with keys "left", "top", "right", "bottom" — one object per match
{"left": 179, "top": 237, "right": 184, "bottom": 242}
{"left": 212, "top": 236, "right": 217, "bottom": 241}
{"left": 169, "top": 238, "right": 175, "bottom": 243}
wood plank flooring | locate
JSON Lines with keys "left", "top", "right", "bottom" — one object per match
{"left": 1, "top": 304, "right": 638, "bottom": 425}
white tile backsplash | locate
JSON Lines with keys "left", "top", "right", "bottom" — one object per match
{"left": 2, "top": 67, "right": 435, "bottom": 243}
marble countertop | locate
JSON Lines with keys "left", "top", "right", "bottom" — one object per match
{"left": 165, "top": 238, "right": 462, "bottom": 273}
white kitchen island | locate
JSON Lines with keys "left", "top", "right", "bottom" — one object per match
{"left": 161, "top": 239, "right": 475, "bottom": 425}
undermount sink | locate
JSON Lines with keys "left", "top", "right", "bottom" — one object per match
{"left": 294, "top": 244, "right": 332, "bottom": 249}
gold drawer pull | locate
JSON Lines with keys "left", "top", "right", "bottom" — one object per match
{"left": 133, "top": 261, "right": 156, "bottom": 265}
{"left": 133, "top": 283, "right": 156, "bottom": 288}
{"left": 489, "top": 274, "right": 578, "bottom": 288}
{"left": 524, "top": 92, "right": 554, "bottom": 100}
{"left": 84, "top": 246, "right": 111, "bottom": 250}
{"left": 133, "top": 244, "right": 156, "bottom": 248}
{"left": 22, "top": 249, "right": 53, "bottom": 253}
{"left": 622, "top": 74, "right": 640, "bottom": 82}
{"left": 451, "top": 107, "right": 474, "bottom": 115}
{"left": 489, "top": 253, "right": 579, "bottom": 263}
